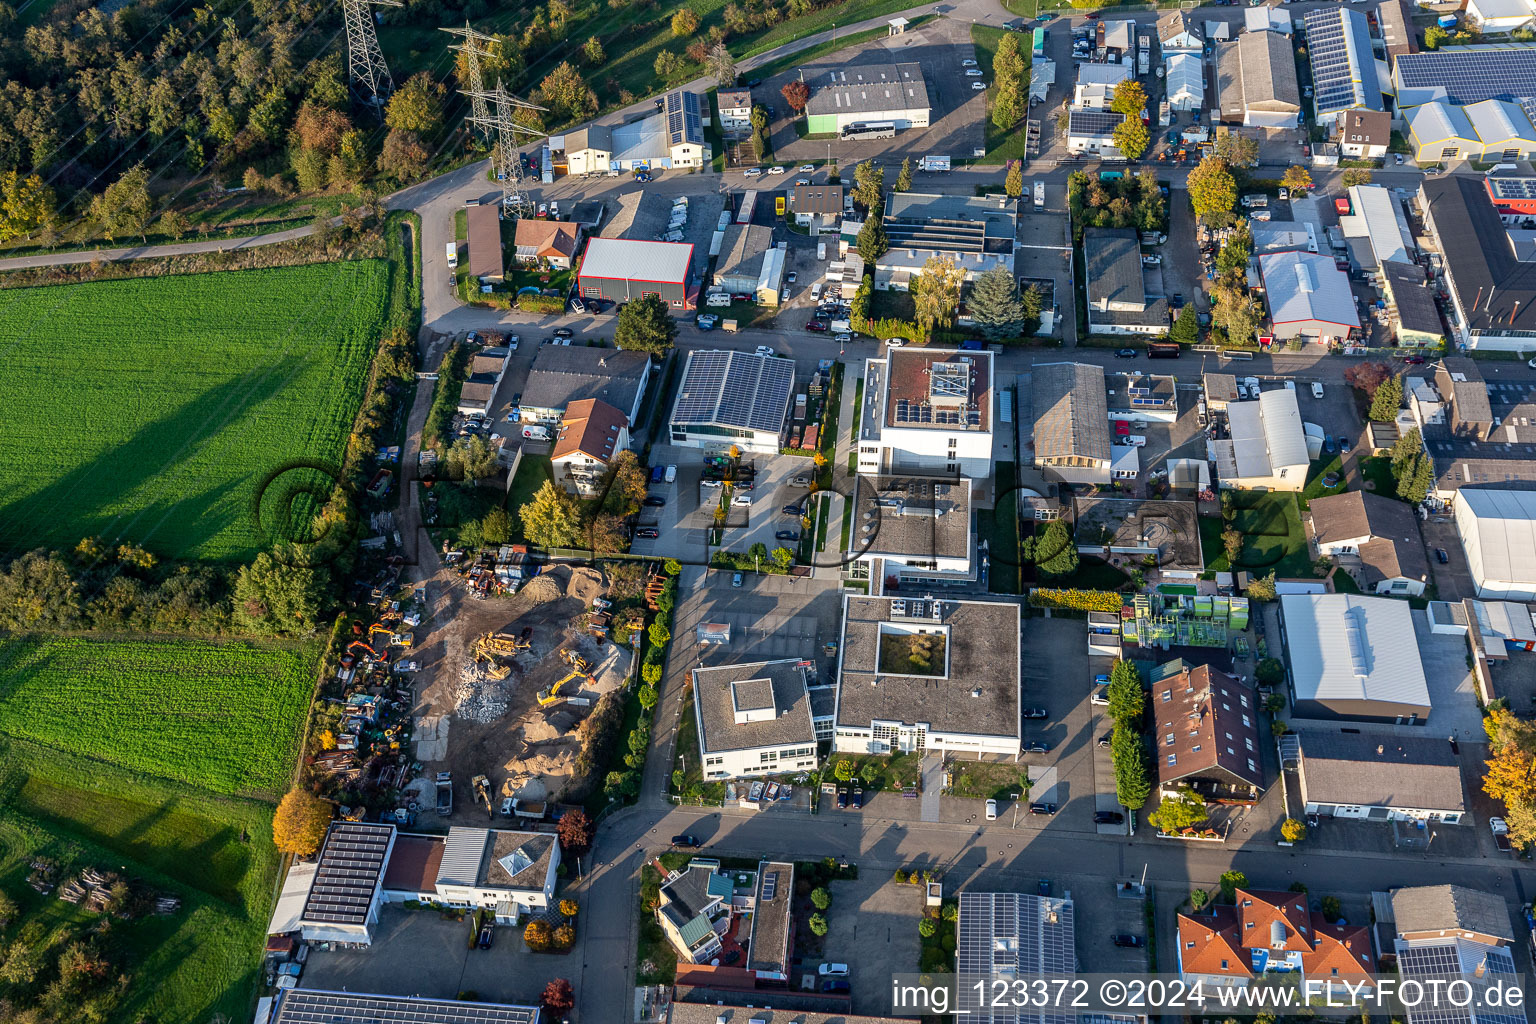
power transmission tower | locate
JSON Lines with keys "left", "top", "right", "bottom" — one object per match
{"left": 441, "top": 23, "right": 496, "bottom": 146}
{"left": 463, "top": 81, "right": 548, "bottom": 216}
{"left": 344, "top": 0, "right": 402, "bottom": 115}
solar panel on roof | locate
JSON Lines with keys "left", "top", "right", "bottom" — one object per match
{"left": 1492, "top": 176, "right": 1536, "bottom": 199}
{"left": 1307, "top": 8, "right": 1377, "bottom": 114}
{"left": 1397, "top": 49, "right": 1536, "bottom": 106}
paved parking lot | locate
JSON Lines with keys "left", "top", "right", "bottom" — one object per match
{"left": 300, "top": 905, "right": 549, "bottom": 1005}
{"left": 816, "top": 875, "right": 921, "bottom": 1015}
{"left": 1016, "top": 200, "right": 1070, "bottom": 342}
{"left": 631, "top": 447, "right": 816, "bottom": 563}
{"left": 1070, "top": 883, "right": 1151, "bottom": 973}
{"left": 1018, "top": 617, "right": 1097, "bottom": 825}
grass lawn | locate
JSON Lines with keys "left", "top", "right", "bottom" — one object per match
{"left": 1226, "top": 491, "right": 1312, "bottom": 577}
{"left": 636, "top": 864, "right": 679, "bottom": 984}
{"left": 1360, "top": 455, "right": 1396, "bottom": 496}
{"left": 949, "top": 761, "right": 1029, "bottom": 802}
{"left": 978, "top": 461, "right": 1022, "bottom": 594}
{"left": 454, "top": 208, "right": 467, "bottom": 241}
{"left": 1302, "top": 456, "right": 1349, "bottom": 501}
{"left": 508, "top": 265, "right": 576, "bottom": 297}
{"left": 505, "top": 456, "right": 556, "bottom": 542}
{"left": 1199, "top": 515, "right": 1230, "bottom": 573}
{"left": 0, "top": 263, "right": 388, "bottom": 561}
{"left": 751, "top": 14, "right": 936, "bottom": 82}
{"left": 1063, "top": 554, "right": 1130, "bottom": 591}
{"left": 973, "top": 25, "right": 1034, "bottom": 164}
{"left": 0, "top": 635, "right": 317, "bottom": 798}
{"left": 827, "top": 752, "right": 922, "bottom": 792}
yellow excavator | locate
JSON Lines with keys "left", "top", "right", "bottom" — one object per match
{"left": 537, "top": 648, "right": 593, "bottom": 706}
{"left": 471, "top": 775, "right": 494, "bottom": 820}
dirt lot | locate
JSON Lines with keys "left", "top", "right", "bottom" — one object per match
{"left": 409, "top": 564, "right": 634, "bottom": 823}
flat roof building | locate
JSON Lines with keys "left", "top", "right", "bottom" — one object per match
{"left": 833, "top": 594, "right": 1021, "bottom": 760}
{"left": 691, "top": 659, "right": 819, "bottom": 780}
{"left": 875, "top": 192, "right": 1016, "bottom": 291}
{"left": 847, "top": 475, "right": 975, "bottom": 592}
{"left": 747, "top": 861, "right": 795, "bottom": 979}
{"left": 668, "top": 349, "right": 795, "bottom": 454}
{"left": 1030, "top": 361, "right": 1111, "bottom": 485}
{"left": 1296, "top": 729, "right": 1466, "bottom": 822}
{"left": 433, "top": 827, "right": 560, "bottom": 921}
{"left": 519, "top": 347, "right": 653, "bottom": 426}
{"left": 1279, "top": 593, "right": 1432, "bottom": 723}
{"left": 803, "top": 61, "right": 930, "bottom": 134}
{"left": 1394, "top": 44, "right": 1536, "bottom": 109}
{"left": 272, "top": 990, "right": 539, "bottom": 1024}
{"left": 954, "top": 892, "right": 1077, "bottom": 1024}
{"left": 1454, "top": 488, "right": 1536, "bottom": 600}
{"left": 295, "top": 821, "right": 395, "bottom": 945}
{"left": 855, "top": 349, "right": 994, "bottom": 478}
{"left": 1392, "top": 885, "right": 1522, "bottom": 1024}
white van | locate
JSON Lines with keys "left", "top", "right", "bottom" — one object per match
{"left": 830, "top": 319, "right": 851, "bottom": 333}
{"left": 445, "top": 242, "right": 458, "bottom": 268}
{"left": 1125, "top": 435, "right": 1147, "bottom": 448}
{"left": 1311, "top": 381, "right": 1325, "bottom": 399}
{"left": 731, "top": 492, "right": 752, "bottom": 507}
{"left": 817, "top": 242, "right": 827, "bottom": 261}
{"left": 664, "top": 230, "right": 685, "bottom": 242}
{"left": 810, "top": 282, "right": 825, "bottom": 301}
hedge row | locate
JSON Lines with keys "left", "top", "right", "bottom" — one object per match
{"left": 1028, "top": 588, "right": 1124, "bottom": 612}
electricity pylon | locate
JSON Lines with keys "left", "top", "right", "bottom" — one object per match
{"left": 464, "top": 80, "right": 548, "bottom": 216}
{"left": 345, "top": 0, "right": 402, "bottom": 115}
{"left": 441, "top": 23, "right": 496, "bottom": 146}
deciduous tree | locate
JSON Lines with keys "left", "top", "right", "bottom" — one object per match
{"left": 272, "top": 789, "right": 333, "bottom": 856}
{"left": 540, "top": 61, "right": 598, "bottom": 123}
{"left": 1281, "top": 817, "right": 1308, "bottom": 842}
{"left": 781, "top": 79, "right": 810, "bottom": 114}
{"left": 583, "top": 36, "right": 606, "bottom": 65}
{"left": 1211, "top": 281, "right": 1261, "bottom": 347}
{"left": 1213, "top": 130, "right": 1258, "bottom": 168}
{"left": 386, "top": 72, "right": 447, "bottom": 135}
{"left": 1004, "top": 159, "right": 1023, "bottom": 198}
{"left": 1341, "top": 168, "right": 1373, "bottom": 188}
{"left": 614, "top": 293, "right": 677, "bottom": 354}
{"left": 912, "top": 254, "right": 964, "bottom": 334}
{"left": 542, "top": 979, "right": 575, "bottom": 1013}
{"left": 524, "top": 920, "right": 553, "bottom": 950}
{"left": 1343, "top": 360, "right": 1392, "bottom": 398}
{"left": 1149, "top": 790, "right": 1208, "bottom": 831}
{"left": 91, "top": 164, "right": 153, "bottom": 242}
{"left": 1112, "top": 115, "right": 1149, "bottom": 161}
{"left": 1219, "top": 870, "right": 1247, "bottom": 902}
{"left": 671, "top": 8, "right": 699, "bottom": 36}
{"left": 557, "top": 808, "right": 594, "bottom": 850}
{"left": 234, "top": 553, "right": 330, "bottom": 634}
{"left": 706, "top": 42, "right": 736, "bottom": 85}
{"left": 519, "top": 481, "right": 585, "bottom": 547}
{"left": 1187, "top": 157, "right": 1237, "bottom": 219}
{"left": 1282, "top": 165, "right": 1313, "bottom": 192}
{"left": 1110, "top": 79, "right": 1148, "bottom": 117}
{"left": 0, "top": 172, "right": 55, "bottom": 242}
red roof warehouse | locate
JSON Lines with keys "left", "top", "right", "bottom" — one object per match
{"left": 577, "top": 238, "right": 696, "bottom": 311}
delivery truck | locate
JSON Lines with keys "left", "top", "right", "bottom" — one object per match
{"left": 918, "top": 155, "right": 951, "bottom": 172}
{"left": 445, "top": 242, "right": 458, "bottom": 269}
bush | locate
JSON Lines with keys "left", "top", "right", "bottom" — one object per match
{"left": 517, "top": 293, "right": 565, "bottom": 314}
{"left": 809, "top": 912, "right": 829, "bottom": 936}
{"left": 918, "top": 917, "right": 937, "bottom": 938}
{"left": 893, "top": 868, "right": 908, "bottom": 883}
{"left": 811, "top": 887, "right": 831, "bottom": 910}
{"left": 941, "top": 902, "right": 958, "bottom": 922}
{"left": 941, "top": 931, "right": 956, "bottom": 952}
{"left": 1028, "top": 588, "right": 1124, "bottom": 612}
{"left": 1281, "top": 817, "right": 1307, "bottom": 843}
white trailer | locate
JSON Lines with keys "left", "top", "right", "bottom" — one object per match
{"left": 918, "top": 155, "right": 951, "bottom": 172}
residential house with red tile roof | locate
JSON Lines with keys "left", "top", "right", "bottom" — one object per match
{"left": 1177, "top": 888, "right": 1375, "bottom": 991}
{"left": 550, "top": 398, "right": 630, "bottom": 497}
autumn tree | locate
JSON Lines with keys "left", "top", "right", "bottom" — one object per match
{"left": 1343, "top": 361, "right": 1392, "bottom": 399}
{"left": 1282, "top": 165, "right": 1313, "bottom": 192}
{"left": 912, "top": 255, "right": 964, "bottom": 334}
{"left": 1211, "top": 280, "right": 1261, "bottom": 347}
{"left": 1222, "top": 526, "right": 1244, "bottom": 563}
{"left": 781, "top": 79, "right": 810, "bottom": 114}
{"left": 1187, "top": 156, "right": 1237, "bottom": 219}
{"left": 1213, "top": 130, "right": 1259, "bottom": 168}
{"left": 525, "top": 919, "right": 553, "bottom": 950}
{"left": 386, "top": 72, "right": 447, "bottom": 135}
{"left": 542, "top": 979, "right": 576, "bottom": 1014}
{"left": 557, "top": 808, "right": 594, "bottom": 850}
{"left": 1110, "top": 79, "right": 1148, "bottom": 118}
{"left": 379, "top": 130, "right": 430, "bottom": 183}
{"left": 1005, "top": 159, "right": 1023, "bottom": 198}
{"left": 671, "top": 8, "right": 699, "bottom": 35}
{"left": 1485, "top": 709, "right": 1536, "bottom": 849}
{"left": 1341, "top": 167, "right": 1374, "bottom": 188}
{"left": 540, "top": 62, "right": 598, "bottom": 124}
{"left": 583, "top": 36, "right": 606, "bottom": 65}
{"left": 519, "top": 480, "right": 585, "bottom": 547}
{"left": 0, "top": 171, "right": 55, "bottom": 242}
{"left": 91, "top": 164, "right": 154, "bottom": 242}
{"left": 273, "top": 789, "right": 333, "bottom": 856}
{"left": 1281, "top": 817, "right": 1308, "bottom": 842}
{"left": 1113, "top": 115, "right": 1150, "bottom": 161}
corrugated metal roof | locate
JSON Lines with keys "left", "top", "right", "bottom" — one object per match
{"left": 1457, "top": 488, "right": 1536, "bottom": 589}
{"left": 1407, "top": 101, "right": 1476, "bottom": 145}
{"left": 1261, "top": 251, "right": 1360, "bottom": 330}
{"left": 1280, "top": 594, "right": 1432, "bottom": 709}
{"left": 436, "top": 827, "right": 491, "bottom": 887}
{"left": 1467, "top": 98, "right": 1536, "bottom": 144}
{"left": 1257, "top": 387, "right": 1310, "bottom": 473}
{"left": 579, "top": 238, "right": 692, "bottom": 285}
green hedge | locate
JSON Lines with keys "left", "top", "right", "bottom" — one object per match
{"left": 517, "top": 293, "right": 565, "bottom": 314}
{"left": 1028, "top": 588, "right": 1124, "bottom": 612}
{"left": 852, "top": 312, "right": 925, "bottom": 343}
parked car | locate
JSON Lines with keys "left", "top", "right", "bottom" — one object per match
{"left": 643, "top": 496, "right": 666, "bottom": 508}
{"left": 568, "top": 297, "right": 586, "bottom": 314}
{"left": 819, "top": 963, "right": 850, "bottom": 977}
{"left": 799, "top": 164, "right": 816, "bottom": 173}
{"left": 1091, "top": 686, "right": 1110, "bottom": 706}
{"left": 1038, "top": 878, "right": 1050, "bottom": 896}
{"left": 1436, "top": 548, "right": 1450, "bottom": 564}
{"left": 1116, "top": 348, "right": 1138, "bottom": 358}
{"left": 755, "top": 344, "right": 776, "bottom": 357}
{"left": 985, "top": 798, "right": 998, "bottom": 820}
{"left": 1094, "top": 810, "right": 1125, "bottom": 825}
{"left": 782, "top": 504, "right": 805, "bottom": 516}
{"left": 1094, "top": 673, "right": 1110, "bottom": 684}
{"left": 965, "top": 68, "right": 984, "bottom": 77}
{"left": 775, "top": 530, "right": 801, "bottom": 541}
{"left": 1311, "top": 381, "right": 1325, "bottom": 399}
{"left": 478, "top": 924, "right": 494, "bottom": 949}
{"left": 1097, "top": 732, "right": 1112, "bottom": 748}
{"left": 836, "top": 787, "right": 848, "bottom": 808}
{"left": 1404, "top": 354, "right": 1426, "bottom": 364}
{"left": 1324, "top": 435, "right": 1336, "bottom": 453}
{"left": 1340, "top": 437, "right": 1352, "bottom": 453}
{"left": 671, "top": 834, "right": 701, "bottom": 848}
{"left": 1141, "top": 254, "right": 1161, "bottom": 266}
{"left": 732, "top": 572, "right": 743, "bottom": 588}
{"left": 787, "top": 270, "right": 798, "bottom": 283}
{"left": 962, "top": 58, "right": 978, "bottom": 66}
{"left": 1022, "top": 707, "right": 1048, "bottom": 719}
{"left": 553, "top": 327, "right": 574, "bottom": 338}
{"left": 767, "top": 166, "right": 786, "bottom": 175}
{"left": 537, "top": 203, "right": 548, "bottom": 217}
{"left": 1112, "top": 934, "right": 1145, "bottom": 948}
{"left": 635, "top": 527, "right": 660, "bottom": 539}
{"left": 971, "top": 81, "right": 987, "bottom": 90}
{"left": 1029, "top": 802, "right": 1057, "bottom": 815}
{"left": 743, "top": 167, "right": 762, "bottom": 177}
{"left": 833, "top": 332, "right": 853, "bottom": 344}
{"left": 851, "top": 787, "right": 863, "bottom": 808}
{"left": 731, "top": 292, "right": 752, "bottom": 303}
{"left": 1024, "top": 741, "right": 1050, "bottom": 754}
{"left": 805, "top": 320, "right": 829, "bottom": 332}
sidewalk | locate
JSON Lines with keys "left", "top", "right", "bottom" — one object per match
{"left": 816, "top": 360, "right": 862, "bottom": 580}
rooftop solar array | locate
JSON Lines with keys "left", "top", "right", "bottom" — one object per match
{"left": 666, "top": 91, "right": 703, "bottom": 147}
{"left": 1491, "top": 176, "right": 1536, "bottom": 200}
{"left": 1396, "top": 48, "right": 1536, "bottom": 106}
{"left": 956, "top": 892, "right": 1077, "bottom": 1024}
{"left": 1397, "top": 942, "right": 1525, "bottom": 1024}
{"left": 273, "top": 990, "right": 538, "bottom": 1024}
{"left": 300, "top": 822, "right": 393, "bottom": 926}
{"left": 1306, "top": 8, "right": 1379, "bottom": 114}
{"left": 672, "top": 350, "right": 795, "bottom": 432}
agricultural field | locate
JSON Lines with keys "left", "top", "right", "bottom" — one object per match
{"left": 0, "top": 634, "right": 318, "bottom": 798}
{"left": 0, "top": 747, "right": 277, "bottom": 1024}
{"left": 0, "top": 261, "right": 389, "bottom": 562}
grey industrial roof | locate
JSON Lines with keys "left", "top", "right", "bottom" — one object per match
{"left": 1392, "top": 885, "right": 1514, "bottom": 941}
{"left": 1260, "top": 251, "right": 1360, "bottom": 330}
{"left": 955, "top": 892, "right": 1077, "bottom": 1024}
{"left": 272, "top": 990, "right": 538, "bottom": 1024}
{"left": 808, "top": 685, "right": 837, "bottom": 720}
{"left": 1297, "top": 729, "right": 1465, "bottom": 811}
{"left": 1084, "top": 228, "right": 1146, "bottom": 309}
{"left": 1423, "top": 175, "right": 1536, "bottom": 336}
{"left": 521, "top": 347, "right": 650, "bottom": 414}
{"left": 1383, "top": 261, "right": 1443, "bottom": 338}
{"left": 1031, "top": 362, "right": 1111, "bottom": 463}
{"left": 693, "top": 659, "right": 817, "bottom": 754}
{"left": 1282, "top": 594, "right": 1431, "bottom": 710}
{"left": 1219, "top": 30, "right": 1301, "bottom": 115}
{"left": 716, "top": 223, "right": 775, "bottom": 282}
{"left": 850, "top": 475, "right": 972, "bottom": 562}
{"left": 671, "top": 349, "right": 795, "bottom": 433}
{"left": 1435, "top": 357, "right": 1494, "bottom": 425}
{"left": 747, "top": 861, "right": 795, "bottom": 974}
{"left": 884, "top": 192, "right": 1017, "bottom": 240}
{"left": 1458, "top": 488, "right": 1536, "bottom": 588}
{"left": 580, "top": 237, "right": 692, "bottom": 285}
{"left": 804, "top": 61, "right": 928, "bottom": 117}
{"left": 835, "top": 595, "right": 1020, "bottom": 739}
{"left": 301, "top": 822, "right": 393, "bottom": 927}
{"left": 564, "top": 124, "right": 612, "bottom": 155}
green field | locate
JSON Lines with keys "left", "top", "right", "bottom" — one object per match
{"left": 973, "top": 24, "right": 1034, "bottom": 164}
{"left": 0, "top": 635, "right": 317, "bottom": 798}
{"left": 0, "top": 262, "right": 389, "bottom": 561}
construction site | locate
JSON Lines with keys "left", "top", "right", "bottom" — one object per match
{"left": 408, "top": 564, "right": 636, "bottom": 824}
